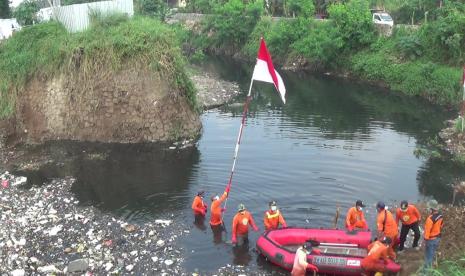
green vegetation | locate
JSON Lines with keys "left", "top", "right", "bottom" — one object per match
{"left": 135, "top": 0, "right": 169, "bottom": 21}
{"left": 187, "top": 0, "right": 464, "bottom": 108}
{"left": 12, "top": 0, "right": 39, "bottom": 25}
{"left": 0, "top": 0, "right": 11, "bottom": 18}
{"left": 428, "top": 254, "right": 465, "bottom": 275}
{"left": 0, "top": 16, "right": 196, "bottom": 119}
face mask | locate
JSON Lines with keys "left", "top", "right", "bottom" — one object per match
{"left": 358, "top": 207, "right": 363, "bottom": 211}
{"left": 214, "top": 195, "right": 219, "bottom": 201}
{"left": 271, "top": 206, "right": 277, "bottom": 211}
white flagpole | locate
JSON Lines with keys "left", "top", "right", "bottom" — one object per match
{"left": 222, "top": 77, "right": 254, "bottom": 220}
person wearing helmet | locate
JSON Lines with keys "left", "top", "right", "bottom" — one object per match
{"left": 291, "top": 242, "right": 319, "bottom": 276}
{"left": 192, "top": 191, "right": 208, "bottom": 217}
{"left": 264, "top": 200, "right": 287, "bottom": 231}
{"left": 361, "top": 236, "right": 396, "bottom": 273}
{"left": 231, "top": 203, "right": 259, "bottom": 245}
{"left": 423, "top": 199, "right": 443, "bottom": 269}
{"left": 376, "top": 201, "right": 398, "bottom": 245}
{"left": 345, "top": 200, "right": 368, "bottom": 231}
{"left": 396, "top": 200, "right": 421, "bottom": 252}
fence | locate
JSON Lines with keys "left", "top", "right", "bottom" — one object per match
{"left": 51, "top": 0, "right": 134, "bottom": 33}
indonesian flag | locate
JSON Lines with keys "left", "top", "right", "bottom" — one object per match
{"left": 252, "top": 38, "right": 286, "bottom": 104}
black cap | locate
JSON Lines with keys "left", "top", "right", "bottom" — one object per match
{"left": 302, "top": 242, "right": 313, "bottom": 251}
{"left": 381, "top": 236, "right": 392, "bottom": 245}
{"left": 356, "top": 200, "right": 365, "bottom": 207}
{"left": 197, "top": 191, "right": 205, "bottom": 196}
{"left": 269, "top": 200, "right": 277, "bottom": 207}
{"left": 400, "top": 200, "right": 408, "bottom": 210}
{"left": 376, "top": 201, "right": 385, "bottom": 210}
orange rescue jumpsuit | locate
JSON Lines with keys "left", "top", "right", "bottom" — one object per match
{"left": 361, "top": 240, "right": 395, "bottom": 272}
{"left": 263, "top": 210, "right": 287, "bottom": 230}
{"left": 231, "top": 210, "right": 258, "bottom": 243}
{"left": 424, "top": 213, "right": 443, "bottom": 240}
{"left": 396, "top": 204, "right": 421, "bottom": 226}
{"left": 192, "top": 195, "right": 207, "bottom": 216}
{"left": 210, "top": 191, "right": 228, "bottom": 226}
{"left": 345, "top": 207, "right": 368, "bottom": 230}
{"left": 377, "top": 209, "right": 398, "bottom": 250}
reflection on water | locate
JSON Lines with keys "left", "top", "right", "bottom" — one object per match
{"left": 418, "top": 158, "right": 465, "bottom": 205}
{"left": 7, "top": 57, "right": 465, "bottom": 273}
{"left": 13, "top": 142, "right": 200, "bottom": 221}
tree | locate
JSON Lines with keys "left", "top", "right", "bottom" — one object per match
{"left": 13, "top": 0, "right": 39, "bottom": 25}
{"left": 328, "top": 0, "right": 375, "bottom": 49}
{"left": 137, "top": 0, "right": 169, "bottom": 21}
{"left": 0, "top": 0, "right": 11, "bottom": 18}
{"left": 287, "top": 0, "right": 314, "bottom": 17}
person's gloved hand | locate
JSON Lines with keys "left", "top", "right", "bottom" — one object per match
{"left": 232, "top": 236, "right": 237, "bottom": 244}
{"left": 306, "top": 264, "right": 318, "bottom": 272}
{"left": 221, "top": 208, "right": 226, "bottom": 212}
{"left": 253, "top": 226, "right": 259, "bottom": 232}
{"left": 347, "top": 225, "right": 353, "bottom": 232}
{"left": 282, "top": 223, "right": 288, "bottom": 228}
{"left": 200, "top": 209, "right": 206, "bottom": 216}
{"left": 225, "top": 185, "right": 231, "bottom": 193}
{"left": 204, "top": 206, "right": 208, "bottom": 213}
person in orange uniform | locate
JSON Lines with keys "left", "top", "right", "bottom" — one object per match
{"left": 345, "top": 200, "right": 368, "bottom": 231}
{"left": 191, "top": 191, "right": 207, "bottom": 217}
{"left": 396, "top": 200, "right": 421, "bottom": 251}
{"left": 361, "top": 236, "right": 395, "bottom": 273}
{"left": 264, "top": 200, "right": 287, "bottom": 231}
{"left": 210, "top": 185, "right": 230, "bottom": 227}
{"left": 424, "top": 199, "right": 443, "bottom": 269}
{"left": 376, "top": 201, "right": 398, "bottom": 254}
{"left": 291, "top": 242, "right": 319, "bottom": 276}
{"left": 231, "top": 203, "right": 259, "bottom": 245}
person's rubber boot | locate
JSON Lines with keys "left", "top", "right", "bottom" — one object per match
{"left": 374, "top": 272, "right": 383, "bottom": 276}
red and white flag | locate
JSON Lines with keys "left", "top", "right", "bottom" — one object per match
{"left": 252, "top": 38, "right": 286, "bottom": 104}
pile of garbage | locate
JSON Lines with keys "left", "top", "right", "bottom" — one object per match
{"left": 0, "top": 171, "right": 187, "bottom": 275}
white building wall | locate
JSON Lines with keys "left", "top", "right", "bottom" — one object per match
{"left": 0, "top": 19, "right": 21, "bottom": 40}
{"left": 52, "top": 0, "right": 134, "bottom": 33}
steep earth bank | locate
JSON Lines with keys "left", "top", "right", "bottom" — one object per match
{"left": 7, "top": 67, "right": 201, "bottom": 145}
{"left": 0, "top": 67, "right": 240, "bottom": 149}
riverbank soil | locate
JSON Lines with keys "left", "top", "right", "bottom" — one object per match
{"left": 439, "top": 119, "right": 465, "bottom": 159}
{"left": 397, "top": 204, "right": 465, "bottom": 275}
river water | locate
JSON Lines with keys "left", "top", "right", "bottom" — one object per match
{"left": 9, "top": 58, "right": 464, "bottom": 274}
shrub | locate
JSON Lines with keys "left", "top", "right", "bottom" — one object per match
{"left": 185, "top": 0, "right": 214, "bottom": 13}
{"left": 201, "top": 0, "right": 262, "bottom": 53}
{"left": 136, "top": 0, "right": 169, "bottom": 21}
{"left": 13, "top": 0, "right": 39, "bottom": 26}
{"left": 286, "top": 0, "right": 315, "bottom": 17}
{"left": 292, "top": 20, "right": 344, "bottom": 65}
{"left": 327, "top": 0, "right": 375, "bottom": 50}
{"left": 419, "top": 3, "right": 465, "bottom": 65}
{"left": 395, "top": 31, "right": 423, "bottom": 60}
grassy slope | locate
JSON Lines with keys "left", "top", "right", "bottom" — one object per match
{"left": 0, "top": 16, "right": 196, "bottom": 119}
